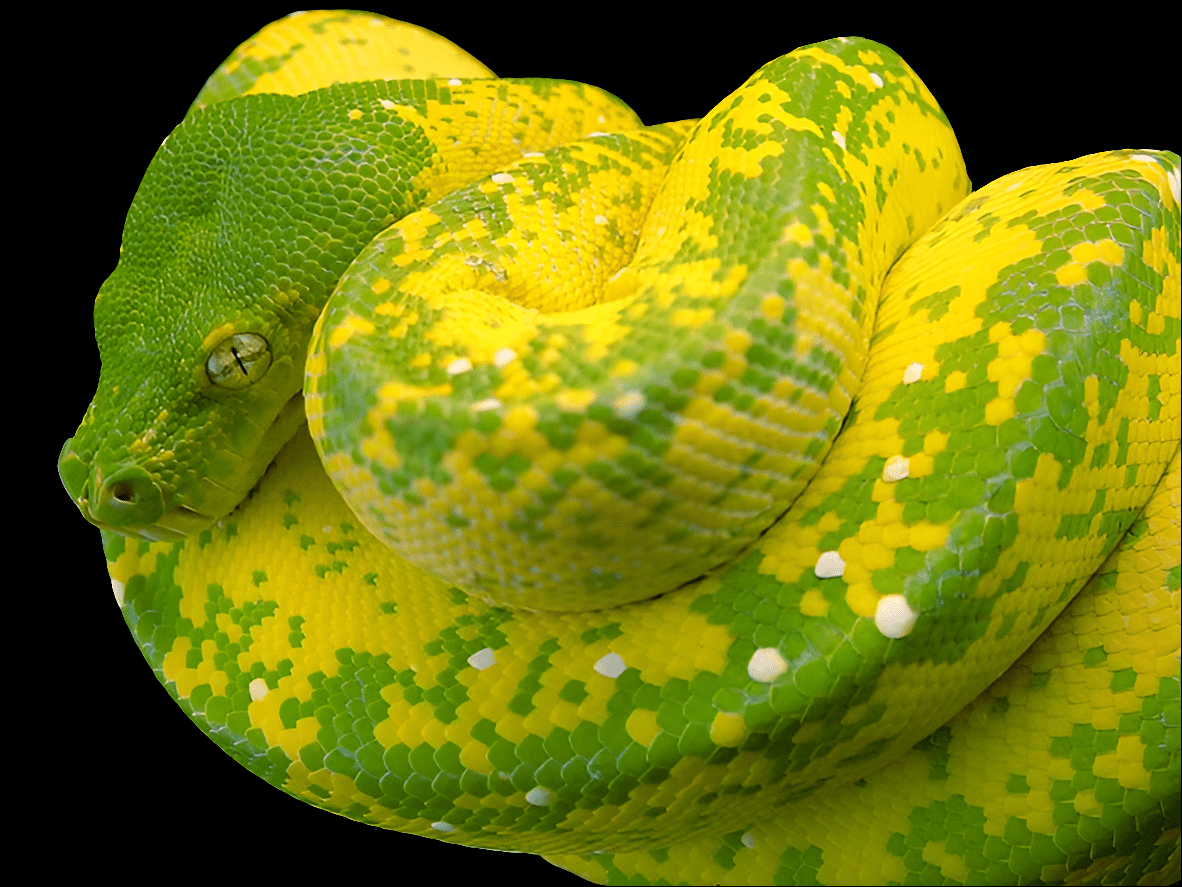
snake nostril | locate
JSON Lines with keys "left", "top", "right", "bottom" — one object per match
{"left": 93, "top": 466, "right": 166, "bottom": 526}
{"left": 110, "top": 480, "right": 137, "bottom": 503}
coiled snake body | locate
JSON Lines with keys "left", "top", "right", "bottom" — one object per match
{"left": 60, "top": 12, "right": 1179, "bottom": 885}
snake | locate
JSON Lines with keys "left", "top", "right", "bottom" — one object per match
{"left": 58, "top": 11, "right": 1179, "bottom": 885}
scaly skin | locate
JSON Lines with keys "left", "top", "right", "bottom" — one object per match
{"left": 60, "top": 11, "right": 1179, "bottom": 885}
{"left": 59, "top": 75, "right": 642, "bottom": 538}
{"left": 304, "top": 41, "right": 970, "bottom": 611}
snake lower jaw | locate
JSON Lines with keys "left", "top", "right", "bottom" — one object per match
{"left": 99, "top": 505, "right": 214, "bottom": 541}
{"left": 63, "top": 493, "right": 215, "bottom": 541}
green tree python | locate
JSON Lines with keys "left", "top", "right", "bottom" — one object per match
{"left": 58, "top": 11, "right": 1179, "bottom": 885}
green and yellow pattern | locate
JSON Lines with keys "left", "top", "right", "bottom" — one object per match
{"left": 60, "top": 11, "right": 1179, "bottom": 885}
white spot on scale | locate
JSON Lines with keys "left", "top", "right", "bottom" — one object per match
{"left": 494, "top": 348, "right": 517, "bottom": 368}
{"left": 594, "top": 652, "right": 626, "bottom": 678}
{"left": 747, "top": 647, "right": 788, "bottom": 683}
{"left": 448, "top": 78, "right": 462, "bottom": 86}
{"left": 869, "top": 72, "right": 883, "bottom": 88}
{"left": 431, "top": 821, "right": 457, "bottom": 832}
{"left": 882, "top": 456, "right": 910, "bottom": 482}
{"left": 875, "top": 594, "right": 918, "bottom": 638}
{"left": 472, "top": 398, "right": 502, "bottom": 412}
{"left": 902, "top": 363, "right": 923, "bottom": 384}
{"left": 832, "top": 130, "right": 846, "bottom": 150}
{"left": 467, "top": 648, "right": 497, "bottom": 670}
{"left": 613, "top": 391, "right": 646, "bottom": 419}
{"left": 523, "top": 151, "right": 544, "bottom": 158}
{"left": 587, "top": 131, "right": 609, "bottom": 137}
{"left": 741, "top": 832, "right": 756, "bottom": 849}
{"left": 525, "top": 787, "right": 553, "bottom": 806}
{"left": 490, "top": 172, "right": 514, "bottom": 185}
{"left": 249, "top": 678, "right": 268, "bottom": 701}
{"left": 446, "top": 357, "right": 472, "bottom": 376}
{"left": 814, "top": 550, "right": 845, "bottom": 578}
{"left": 379, "top": 99, "right": 397, "bottom": 110}
{"left": 1129, "top": 152, "right": 1179, "bottom": 204}
{"left": 1136, "top": 153, "right": 1182, "bottom": 203}
{"left": 594, "top": 214, "right": 608, "bottom": 225}
{"left": 112, "top": 578, "right": 125, "bottom": 607}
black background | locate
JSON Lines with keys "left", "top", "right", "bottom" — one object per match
{"left": 47, "top": 6, "right": 1172, "bottom": 882}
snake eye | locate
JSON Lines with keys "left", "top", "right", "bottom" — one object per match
{"left": 207, "top": 332, "right": 272, "bottom": 389}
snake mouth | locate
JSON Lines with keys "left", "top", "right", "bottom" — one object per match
{"left": 77, "top": 503, "right": 214, "bottom": 542}
{"left": 59, "top": 392, "right": 308, "bottom": 542}
{"left": 121, "top": 505, "right": 214, "bottom": 541}
{"left": 58, "top": 443, "right": 218, "bottom": 541}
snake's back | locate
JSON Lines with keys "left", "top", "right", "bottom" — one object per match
{"left": 306, "top": 38, "right": 971, "bottom": 612}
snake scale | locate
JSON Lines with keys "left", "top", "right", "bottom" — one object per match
{"left": 58, "top": 11, "right": 1178, "bottom": 885}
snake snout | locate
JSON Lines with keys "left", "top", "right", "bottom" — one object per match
{"left": 58, "top": 440, "right": 166, "bottom": 529}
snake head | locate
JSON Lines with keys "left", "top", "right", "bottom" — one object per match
{"left": 57, "top": 321, "right": 310, "bottom": 540}
{"left": 58, "top": 89, "right": 408, "bottom": 539}
{"left": 57, "top": 250, "right": 316, "bottom": 540}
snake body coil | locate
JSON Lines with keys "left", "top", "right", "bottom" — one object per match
{"left": 59, "top": 11, "right": 1179, "bottom": 885}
